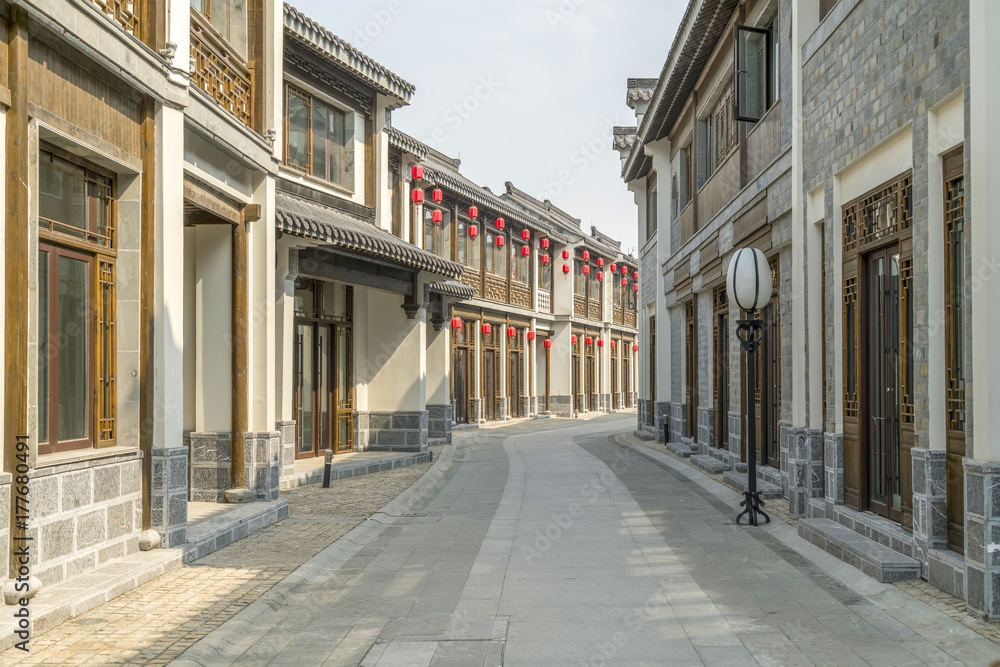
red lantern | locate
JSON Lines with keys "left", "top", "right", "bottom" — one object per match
{"left": 597, "top": 258, "right": 604, "bottom": 267}
{"left": 411, "top": 165, "right": 424, "bottom": 180}
{"left": 482, "top": 323, "right": 492, "bottom": 335}
{"left": 521, "top": 246, "right": 530, "bottom": 256}
{"left": 596, "top": 271, "right": 603, "bottom": 280}
{"left": 521, "top": 229, "right": 530, "bottom": 240}
{"left": 633, "top": 284, "right": 639, "bottom": 291}
{"left": 597, "top": 339, "right": 604, "bottom": 347}
{"left": 412, "top": 189, "right": 424, "bottom": 203}
{"left": 610, "top": 263, "right": 617, "bottom": 272}
{"left": 585, "top": 336, "right": 593, "bottom": 346}
{"left": 541, "top": 255, "right": 550, "bottom": 265}
{"left": 541, "top": 239, "right": 550, "bottom": 249}
{"left": 469, "top": 225, "right": 478, "bottom": 238}
{"left": 621, "top": 265, "right": 628, "bottom": 274}
{"left": 507, "top": 327, "right": 516, "bottom": 338}
{"left": 582, "top": 250, "right": 590, "bottom": 261}
{"left": 611, "top": 341, "right": 616, "bottom": 349}
{"left": 432, "top": 210, "right": 443, "bottom": 223}
{"left": 622, "top": 278, "right": 628, "bottom": 286}
{"left": 451, "top": 317, "right": 462, "bottom": 329}
{"left": 544, "top": 340, "right": 552, "bottom": 349}
{"left": 582, "top": 265, "right": 590, "bottom": 275}
{"left": 432, "top": 189, "right": 443, "bottom": 203}
{"left": 496, "top": 235, "right": 505, "bottom": 248}
{"left": 632, "top": 343, "right": 639, "bottom": 352}
{"left": 469, "top": 206, "right": 479, "bottom": 219}
{"left": 496, "top": 218, "right": 505, "bottom": 229}
{"left": 527, "top": 331, "right": 536, "bottom": 341}
{"left": 562, "top": 249, "right": 570, "bottom": 260}
{"left": 633, "top": 271, "right": 639, "bottom": 280}
{"left": 562, "top": 265, "right": 570, "bottom": 274}
{"left": 571, "top": 335, "right": 578, "bottom": 344}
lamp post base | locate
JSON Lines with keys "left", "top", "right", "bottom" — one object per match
{"left": 736, "top": 491, "right": 770, "bottom": 526}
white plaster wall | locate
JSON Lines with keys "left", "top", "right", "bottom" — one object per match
{"left": 426, "top": 323, "right": 450, "bottom": 406}
{"left": 353, "top": 285, "right": 369, "bottom": 412}
{"left": 807, "top": 185, "right": 825, "bottom": 430}
{"left": 247, "top": 175, "right": 276, "bottom": 431}
{"left": 274, "top": 239, "right": 295, "bottom": 422}
{"left": 0, "top": 109, "right": 6, "bottom": 440}
{"left": 194, "top": 225, "right": 232, "bottom": 432}
{"left": 549, "top": 322, "right": 573, "bottom": 398}
{"left": 551, "top": 242, "right": 575, "bottom": 315}
{"left": 363, "top": 288, "right": 425, "bottom": 412}
{"left": 183, "top": 228, "right": 196, "bottom": 431}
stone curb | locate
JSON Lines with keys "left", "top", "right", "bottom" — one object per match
{"left": 279, "top": 452, "right": 432, "bottom": 490}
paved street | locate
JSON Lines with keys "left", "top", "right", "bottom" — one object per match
{"left": 149, "top": 415, "right": 997, "bottom": 666}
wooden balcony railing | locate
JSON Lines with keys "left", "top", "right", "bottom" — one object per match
{"left": 574, "top": 294, "right": 587, "bottom": 318}
{"left": 588, "top": 299, "right": 601, "bottom": 321}
{"left": 624, "top": 309, "right": 637, "bottom": 328}
{"left": 485, "top": 273, "right": 507, "bottom": 303}
{"left": 510, "top": 282, "right": 531, "bottom": 309}
{"left": 90, "top": 0, "right": 142, "bottom": 36}
{"left": 613, "top": 305, "right": 624, "bottom": 326}
{"left": 190, "top": 11, "right": 253, "bottom": 127}
{"left": 460, "top": 267, "right": 482, "bottom": 296}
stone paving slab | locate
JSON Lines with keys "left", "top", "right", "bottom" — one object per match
{"left": 798, "top": 518, "right": 921, "bottom": 583}
{"left": 280, "top": 451, "right": 433, "bottom": 490}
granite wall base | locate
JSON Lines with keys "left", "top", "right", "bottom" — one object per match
{"left": 188, "top": 432, "right": 232, "bottom": 503}
{"left": 151, "top": 447, "right": 188, "bottom": 547}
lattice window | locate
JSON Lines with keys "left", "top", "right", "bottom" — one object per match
{"left": 900, "top": 258, "right": 915, "bottom": 425}
{"left": 842, "top": 173, "right": 913, "bottom": 253}
{"left": 713, "top": 83, "right": 737, "bottom": 166}
{"left": 944, "top": 167, "right": 966, "bottom": 432}
{"left": 191, "top": 16, "right": 253, "bottom": 127}
{"left": 537, "top": 290, "right": 551, "bottom": 313}
{"left": 843, "top": 277, "right": 859, "bottom": 418}
{"left": 90, "top": 0, "right": 142, "bottom": 37}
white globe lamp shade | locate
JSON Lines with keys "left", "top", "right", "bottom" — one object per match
{"left": 726, "top": 248, "right": 772, "bottom": 312}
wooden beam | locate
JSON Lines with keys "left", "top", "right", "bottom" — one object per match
{"left": 231, "top": 220, "right": 248, "bottom": 494}
{"left": 297, "top": 259, "right": 414, "bottom": 296}
{"left": 183, "top": 179, "right": 241, "bottom": 225}
{"left": 365, "top": 115, "right": 376, "bottom": 208}
{"left": 5, "top": 5, "right": 28, "bottom": 578}
{"left": 139, "top": 97, "right": 156, "bottom": 532}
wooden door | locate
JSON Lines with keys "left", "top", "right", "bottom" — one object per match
{"left": 483, "top": 349, "right": 498, "bottom": 421}
{"left": 714, "top": 311, "right": 730, "bottom": 448}
{"left": 685, "top": 303, "right": 697, "bottom": 438}
{"left": 454, "top": 348, "right": 469, "bottom": 424}
{"left": 761, "top": 303, "right": 780, "bottom": 468}
{"left": 509, "top": 351, "right": 523, "bottom": 418}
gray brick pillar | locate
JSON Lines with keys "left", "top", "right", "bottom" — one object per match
{"left": 151, "top": 447, "right": 188, "bottom": 547}
{"left": 964, "top": 459, "right": 1000, "bottom": 620}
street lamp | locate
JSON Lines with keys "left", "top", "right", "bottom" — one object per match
{"left": 727, "top": 247, "right": 773, "bottom": 526}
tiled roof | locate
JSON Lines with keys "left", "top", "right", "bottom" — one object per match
{"left": 386, "top": 127, "right": 428, "bottom": 160}
{"left": 283, "top": 4, "right": 415, "bottom": 103}
{"left": 428, "top": 281, "right": 476, "bottom": 300}
{"left": 276, "top": 190, "right": 462, "bottom": 279}
{"left": 626, "top": 78, "right": 658, "bottom": 109}
{"left": 613, "top": 127, "right": 637, "bottom": 151}
{"left": 422, "top": 167, "right": 551, "bottom": 233}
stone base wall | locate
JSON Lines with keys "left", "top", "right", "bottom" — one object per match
{"left": 361, "top": 411, "right": 429, "bottom": 452}
{"left": 151, "top": 447, "right": 188, "bottom": 547}
{"left": 778, "top": 421, "right": 792, "bottom": 496}
{"left": 428, "top": 404, "right": 453, "bottom": 444}
{"left": 668, "top": 402, "right": 685, "bottom": 444}
{"left": 697, "top": 407, "right": 714, "bottom": 451}
{"left": 786, "top": 428, "right": 824, "bottom": 516}
{"left": 499, "top": 397, "right": 509, "bottom": 420}
{"left": 728, "top": 411, "right": 742, "bottom": 459}
{"left": 637, "top": 398, "right": 650, "bottom": 428}
{"left": 276, "top": 420, "right": 296, "bottom": 481}
{"left": 600, "top": 393, "right": 612, "bottom": 412}
{"left": 823, "top": 432, "right": 844, "bottom": 505}
{"left": 911, "top": 448, "right": 947, "bottom": 576}
{"left": 0, "top": 473, "right": 10, "bottom": 577}
{"left": 550, "top": 395, "right": 573, "bottom": 418}
{"left": 30, "top": 452, "right": 142, "bottom": 588}
{"left": 188, "top": 432, "right": 232, "bottom": 502}
{"left": 244, "top": 431, "right": 281, "bottom": 502}
{"left": 472, "top": 398, "right": 483, "bottom": 423}
{"left": 963, "top": 459, "right": 1000, "bottom": 620}
{"left": 530, "top": 396, "right": 539, "bottom": 415}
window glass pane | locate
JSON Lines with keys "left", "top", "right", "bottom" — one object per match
{"left": 294, "top": 279, "right": 317, "bottom": 317}
{"left": 736, "top": 27, "right": 768, "bottom": 121}
{"left": 846, "top": 299, "right": 856, "bottom": 397}
{"left": 457, "top": 221, "right": 467, "bottom": 264}
{"left": 496, "top": 237, "right": 507, "bottom": 275}
{"left": 57, "top": 255, "right": 90, "bottom": 442}
{"left": 39, "top": 156, "right": 88, "bottom": 239}
{"left": 470, "top": 233, "right": 480, "bottom": 270}
{"left": 329, "top": 108, "right": 345, "bottom": 186}
{"left": 287, "top": 91, "right": 310, "bottom": 171}
{"left": 312, "top": 103, "right": 329, "bottom": 181}
{"left": 486, "top": 234, "right": 495, "bottom": 273}
{"left": 540, "top": 256, "right": 551, "bottom": 291}
{"left": 38, "top": 251, "right": 49, "bottom": 445}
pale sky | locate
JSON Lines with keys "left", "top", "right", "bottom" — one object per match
{"left": 292, "top": 0, "right": 688, "bottom": 253}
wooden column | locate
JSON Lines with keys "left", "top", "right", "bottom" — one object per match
{"left": 365, "top": 115, "right": 376, "bottom": 208}
{"left": 139, "top": 98, "right": 156, "bottom": 531}
{"left": 5, "top": 5, "right": 29, "bottom": 577}
{"left": 231, "top": 219, "right": 248, "bottom": 494}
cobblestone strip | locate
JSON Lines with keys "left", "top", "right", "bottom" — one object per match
{"left": 1, "top": 448, "right": 440, "bottom": 666}
{"left": 627, "top": 434, "right": 1000, "bottom": 648}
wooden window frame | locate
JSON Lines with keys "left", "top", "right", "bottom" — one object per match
{"left": 284, "top": 83, "right": 349, "bottom": 188}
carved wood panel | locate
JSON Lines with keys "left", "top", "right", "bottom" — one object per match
{"left": 485, "top": 273, "right": 506, "bottom": 303}
{"left": 510, "top": 282, "right": 530, "bottom": 309}
{"left": 190, "top": 13, "right": 252, "bottom": 126}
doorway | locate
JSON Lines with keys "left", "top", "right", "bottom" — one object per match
{"left": 482, "top": 324, "right": 501, "bottom": 421}
{"left": 508, "top": 329, "right": 524, "bottom": 418}
{"left": 294, "top": 321, "right": 353, "bottom": 458}
{"left": 714, "top": 287, "right": 730, "bottom": 448}
{"left": 585, "top": 340, "right": 596, "bottom": 411}
{"left": 453, "top": 320, "right": 474, "bottom": 424}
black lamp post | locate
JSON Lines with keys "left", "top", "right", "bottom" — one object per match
{"left": 727, "top": 247, "right": 772, "bottom": 527}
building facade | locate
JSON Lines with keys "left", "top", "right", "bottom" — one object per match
{"left": 624, "top": 0, "right": 1000, "bottom": 621}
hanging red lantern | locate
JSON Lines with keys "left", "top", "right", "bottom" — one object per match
{"left": 469, "top": 206, "right": 479, "bottom": 219}
{"left": 432, "top": 189, "right": 443, "bottom": 202}
{"left": 621, "top": 278, "right": 628, "bottom": 286}
{"left": 412, "top": 189, "right": 424, "bottom": 203}
{"left": 621, "top": 265, "right": 628, "bottom": 274}
{"left": 411, "top": 165, "right": 424, "bottom": 180}
{"left": 541, "top": 255, "right": 550, "bottom": 265}
{"left": 597, "top": 258, "right": 604, "bottom": 267}
{"left": 571, "top": 335, "right": 578, "bottom": 344}
{"left": 527, "top": 331, "right": 536, "bottom": 341}
{"left": 596, "top": 271, "right": 604, "bottom": 280}
{"left": 451, "top": 317, "right": 462, "bottom": 329}
{"left": 562, "top": 249, "right": 570, "bottom": 260}
{"left": 496, "top": 235, "right": 505, "bottom": 247}
{"left": 633, "top": 271, "right": 639, "bottom": 280}
{"left": 585, "top": 336, "right": 593, "bottom": 346}
{"left": 507, "top": 326, "right": 516, "bottom": 338}
{"left": 611, "top": 341, "right": 616, "bottom": 349}
{"left": 496, "top": 217, "right": 505, "bottom": 229}
{"left": 610, "top": 263, "right": 617, "bottom": 273}
{"left": 597, "top": 339, "right": 604, "bottom": 347}
{"left": 468, "top": 225, "right": 478, "bottom": 238}
{"left": 482, "top": 323, "right": 492, "bottom": 335}
{"left": 432, "top": 210, "right": 443, "bottom": 223}
{"left": 633, "top": 284, "right": 639, "bottom": 291}
{"left": 541, "top": 239, "right": 550, "bottom": 249}
{"left": 521, "top": 229, "right": 530, "bottom": 240}
{"left": 544, "top": 340, "right": 552, "bottom": 349}
{"left": 521, "top": 246, "right": 530, "bottom": 256}
{"left": 582, "top": 265, "right": 590, "bottom": 275}
{"left": 582, "top": 250, "right": 590, "bottom": 261}
{"left": 632, "top": 343, "right": 639, "bottom": 352}
{"left": 562, "top": 264, "right": 570, "bottom": 274}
